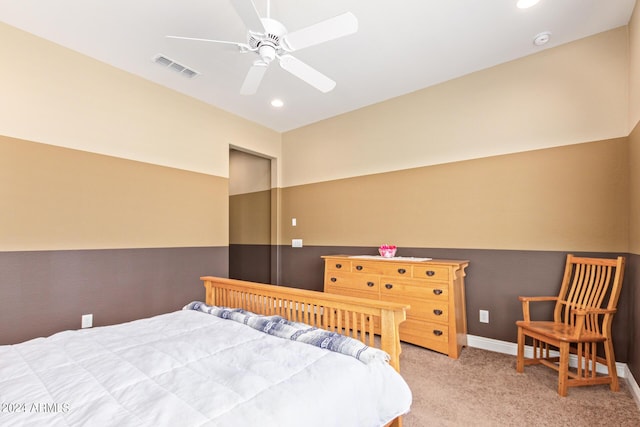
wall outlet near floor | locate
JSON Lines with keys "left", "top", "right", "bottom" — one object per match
{"left": 81, "top": 313, "right": 93, "bottom": 328}
{"left": 291, "top": 239, "right": 303, "bottom": 248}
{"left": 479, "top": 310, "right": 489, "bottom": 323}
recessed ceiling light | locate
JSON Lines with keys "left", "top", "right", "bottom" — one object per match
{"left": 270, "top": 99, "right": 284, "bottom": 108}
{"left": 517, "top": 0, "right": 540, "bottom": 9}
{"left": 533, "top": 31, "right": 551, "bottom": 46}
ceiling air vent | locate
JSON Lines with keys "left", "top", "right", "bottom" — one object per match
{"left": 152, "top": 54, "right": 199, "bottom": 79}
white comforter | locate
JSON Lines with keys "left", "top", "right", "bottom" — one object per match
{"left": 0, "top": 310, "right": 411, "bottom": 426}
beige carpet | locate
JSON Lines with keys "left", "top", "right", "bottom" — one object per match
{"left": 399, "top": 343, "right": 640, "bottom": 426}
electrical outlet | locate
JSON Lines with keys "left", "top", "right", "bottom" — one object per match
{"left": 81, "top": 314, "right": 93, "bottom": 328}
{"left": 291, "top": 239, "right": 303, "bottom": 248}
{"left": 479, "top": 310, "right": 489, "bottom": 324}
{"left": 292, "top": 218, "right": 297, "bottom": 226}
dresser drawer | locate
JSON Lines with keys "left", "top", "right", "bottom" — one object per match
{"left": 400, "top": 319, "right": 449, "bottom": 352}
{"left": 380, "top": 285, "right": 448, "bottom": 322}
{"left": 379, "top": 278, "right": 449, "bottom": 301}
{"left": 325, "top": 272, "right": 379, "bottom": 294}
{"left": 378, "top": 263, "right": 414, "bottom": 278}
{"left": 384, "top": 297, "right": 448, "bottom": 323}
{"left": 412, "top": 265, "right": 450, "bottom": 282}
{"left": 349, "top": 261, "right": 385, "bottom": 275}
{"left": 323, "top": 284, "right": 379, "bottom": 305}
{"left": 325, "top": 259, "right": 351, "bottom": 272}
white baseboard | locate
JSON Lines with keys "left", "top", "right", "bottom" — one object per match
{"left": 466, "top": 334, "right": 640, "bottom": 408}
{"left": 624, "top": 365, "right": 640, "bottom": 409}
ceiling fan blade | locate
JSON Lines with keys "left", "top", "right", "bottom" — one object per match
{"left": 282, "top": 12, "right": 358, "bottom": 51}
{"left": 230, "top": 0, "right": 266, "bottom": 32}
{"left": 278, "top": 54, "right": 336, "bottom": 93}
{"left": 240, "top": 61, "right": 268, "bottom": 95}
{"left": 166, "top": 35, "right": 250, "bottom": 52}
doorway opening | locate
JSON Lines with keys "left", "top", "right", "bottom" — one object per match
{"left": 228, "top": 148, "right": 274, "bottom": 283}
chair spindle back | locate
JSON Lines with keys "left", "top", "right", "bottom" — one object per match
{"left": 554, "top": 255, "right": 625, "bottom": 336}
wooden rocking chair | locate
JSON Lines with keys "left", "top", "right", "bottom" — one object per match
{"left": 516, "top": 254, "right": 626, "bottom": 396}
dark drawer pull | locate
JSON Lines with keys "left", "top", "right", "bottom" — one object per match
{"left": 433, "top": 330, "right": 443, "bottom": 336}
{"left": 335, "top": 263, "right": 342, "bottom": 269}
{"left": 433, "top": 289, "right": 443, "bottom": 295}
{"left": 356, "top": 265, "right": 363, "bottom": 271}
{"left": 433, "top": 309, "right": 443, "bottom": 316}
{"left": 330, "top": 277, "right": 337, "bottom": 282}
{"left": 385, "top": 283, "right": 393, "bottom": 289}
{"left": 397, "top": 268, "right": 406, "bottom": 274}
{"left": 426, "top": 270, "right": 436, "bottom": 277}
{"left": 367, "top": 281, "right": 375, "bottom": 287}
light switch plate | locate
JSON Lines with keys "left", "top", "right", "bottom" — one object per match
{"left": 292, "top": 239, "right": 303, "bottom": 248}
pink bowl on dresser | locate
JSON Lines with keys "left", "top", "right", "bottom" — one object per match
{"left": 378, "top": 248, "right": 397, "bottom": 258}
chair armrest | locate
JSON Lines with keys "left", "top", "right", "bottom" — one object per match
{"left": 573, "top": 307, "right": 616, "bottom": 315}
{"left": 518, "top": 296, "right": 558, "bottom": 302}
{"left": 518, "top": 296, "right": 558, "bottom": 322}
{"left": 571, "top": 308, "right": 617, "bottom": 338}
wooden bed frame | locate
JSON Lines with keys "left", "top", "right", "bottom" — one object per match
{"left": 201, "top": 276, "right": 410, "bottom": 427}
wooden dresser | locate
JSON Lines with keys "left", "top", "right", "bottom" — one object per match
{"left": 322, "top": 255, "right": 469, "bottom": 359}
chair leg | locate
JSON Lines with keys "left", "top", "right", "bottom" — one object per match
{"left": 558, "top": 342, "right": 570, "bottom": 397}
{"left": 516, "top": 327, "right": 525, "bottom": 373}
{"left": 604, "top": 339, "right": 619, "bottom": 392}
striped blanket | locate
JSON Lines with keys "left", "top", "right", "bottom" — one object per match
{"left": 183, "top": 301, "right": 390, "bottom": 365}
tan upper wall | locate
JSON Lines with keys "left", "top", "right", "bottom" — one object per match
{"left": 1, "top": 136, "right": 228, "bottom": 250}
{"left": 0, "top": 22, "right": 282, "bottom": 181}
{"left": 229, "top": 150, "right": 272, "bottom": 196}
{"left": 630, "top": 2, "right": 640, "bottom": 129}
{"left": 282, "top": 27, "right": 629, "bottom": 188}
{"left": 229, "top": 191, "right": 271, "bottom": 245}
{"left": 631, "top": 2, "right": 640, "bottom": 255}
{"left": 282, "top": 139, "right": 629, "bottom": 251}
{"left": 631, "top": 124, "right": 640, "bottom": 254}
{"left": 1, "top": 19, "right": 635, "bottom": 253}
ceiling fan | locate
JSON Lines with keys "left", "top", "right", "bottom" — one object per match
{"left": 166, "top": 0, "right": 358, "bottom": 95}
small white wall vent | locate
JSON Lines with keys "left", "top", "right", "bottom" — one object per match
{"left": 153, "top": 54, "right": 199, "bottom": 78}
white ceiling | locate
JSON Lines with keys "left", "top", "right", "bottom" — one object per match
{"left": 0, "top": 0, "right": 636, "bottom": 132}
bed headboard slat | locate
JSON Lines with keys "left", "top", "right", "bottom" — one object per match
{"left": 201, "top": 276, "right": 409, "bottom": 372}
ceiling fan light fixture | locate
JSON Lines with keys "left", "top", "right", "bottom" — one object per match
{"left": 258, "top": 44, "right": 276, "bottom": 63}
{"left": 517, "top": 0, "right": 540, "bottom": 9}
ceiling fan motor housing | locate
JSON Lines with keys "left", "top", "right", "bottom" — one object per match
{"left": 248, "top": 18, "right": 287, "bottom": 62}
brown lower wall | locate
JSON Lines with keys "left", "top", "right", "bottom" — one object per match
{"left": 229, "top": 244, "right": 271, "bottom": 283}
{"left": 276, "top": 245, "right": 632, "bottom": 365}
{"left": 629, "top": 253, "right": 640, "bottom": 381}
{"left": 0, "top": 246, "right": 228, "bottom": 345}
{"left": 6, "top": 244, "right": 635, "bottom": 374}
